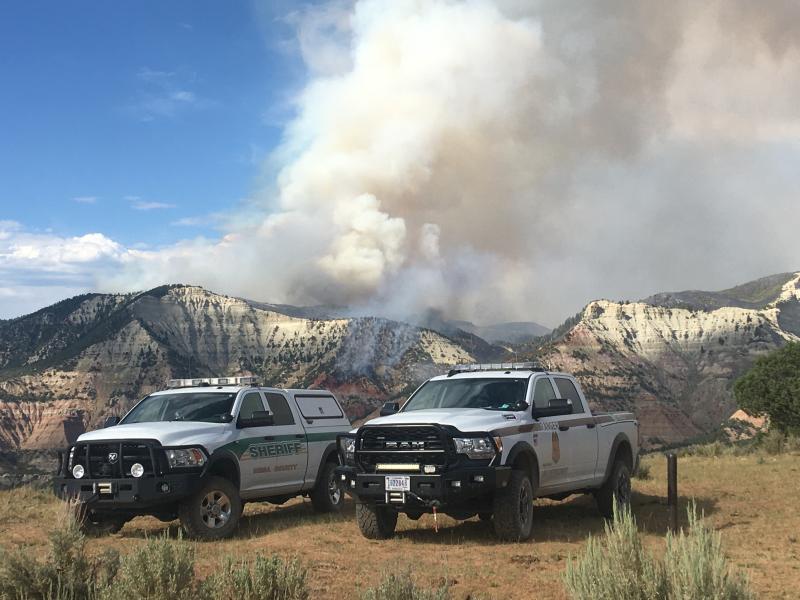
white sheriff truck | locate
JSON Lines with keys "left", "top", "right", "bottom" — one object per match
{"left": 336, "top": 363, "right": 639, "bottom": 541}
{"left": 54, "top": 377, "right": 351, "bottom": 540}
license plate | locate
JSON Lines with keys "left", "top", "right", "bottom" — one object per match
{"left": 385, "top": 475, "right": 411, "bottom": 491}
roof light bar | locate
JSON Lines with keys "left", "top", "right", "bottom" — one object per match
{"left": 446, "top": 362, "right": 544, "bottom": 377}
{"left": 167, "top": 376, "right": 259, "bottom": 389}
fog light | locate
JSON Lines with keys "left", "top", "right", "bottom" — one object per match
{"left": 473, "top": 475, "right": 485, "bottom": 483}
{"left": 350, "top": 480, "right": 356, "bottom": 488}
{"left": 72, "top": 464, "right": 85, "bottom": 479}
{"left": 160, "top": 482, "right": 171, "bottom": 493}
{"left": 450, "top": 480, "right": 461, "bottom": 488}
{"left": 423, "top": 465, "right": 436, "bottom": 474}
{"left": 131, "top": 463, "right": 144, "bottom": 478}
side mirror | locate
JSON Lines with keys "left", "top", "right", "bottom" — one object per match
{"left": 532, "top": 399, "right": 573, "bottom": 418}
{"left": 238, "top": 410, "right": 274, "bottom": 428}
{"left": 380, "top": 402, "right": 400, "bottom": 416}
{"left": 103, "top": 416, "right": 120, "bottom": 428}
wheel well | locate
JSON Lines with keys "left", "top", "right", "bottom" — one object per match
{"left": 207, "top": 458, "right": 239, "bottom": 489}
{"left": 511, "top": 450, "right": 539, "bottom": 486}
{"left": 613, "top": 439, "right": 633, "bottom": 470}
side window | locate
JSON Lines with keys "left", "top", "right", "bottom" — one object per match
{"left": 554, "top": 378, "right": 585, "bottom": 413}
{"left": 532, "top": 378, "right": 558, "bottom": 408}
{"left": 239, "top": 392, "right": 265, "bottom": 420}
{"left": 264, "top": 393, "right": 296, "bottom": 426}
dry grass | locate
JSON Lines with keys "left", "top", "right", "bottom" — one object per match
{"left": 1, "top": 453, "right": 798, "bottom": 599}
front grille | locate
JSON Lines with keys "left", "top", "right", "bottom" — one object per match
{"left": 357, "top": 426, "right": 449, "bottom": 472}
{"left": 70, "top": 441, "right": 164, "bottom": 478}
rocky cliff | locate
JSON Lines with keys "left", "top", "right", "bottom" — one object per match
{"left": 536, "top": 272, "right": 800, "bottom": 445}
{"left": 0, "top": 285, "right": 486, "bottom": 450}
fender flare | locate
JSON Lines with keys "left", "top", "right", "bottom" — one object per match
{"left": 504, "top": 441, "right": 540, "bottom": 488}
{"left": 602, "top": 433, "right": 634, "bottom": 483}
{"left": 204, "top": 449, "right": 242, "bottom": 488}
{"left": 311, "top": 442, "right": 339, "bottom": 486}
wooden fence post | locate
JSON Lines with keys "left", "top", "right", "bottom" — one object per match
{"left": 667, "top": 452, "right": 678, "bottom": 532}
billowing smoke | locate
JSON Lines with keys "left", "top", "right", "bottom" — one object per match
{"left": 110, "top": 0, "right": 800, "bottom": 326}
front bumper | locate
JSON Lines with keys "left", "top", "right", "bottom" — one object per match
{"left": 53, "top": 473, "right": 202, "bottom": 513}
{"left": 336, "top": 465, "right": 511, "bottom": 509}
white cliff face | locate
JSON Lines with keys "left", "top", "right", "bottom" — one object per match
{"left": 0, "top": 285, "right": 476, "bottom": 450}
{"left": 545, "top": 273, "right": 800, "bottom": 445}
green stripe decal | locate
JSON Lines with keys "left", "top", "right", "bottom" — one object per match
{"left": 219, "top": 432, "right": 339, "bottom": 459}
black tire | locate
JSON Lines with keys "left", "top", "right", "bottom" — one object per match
{"left": 74, "top": 506, "right": 127, "bottom": 536}
{"left": 356, "top": 503, "right": 398, "bottom": 540}
{"left": 493, "top": 470, "right": 534, "bottom": 541}
{"left": 179, "top": 476, "right": 242, "bottom": 540}
{"left": 478, "top": 512, "right": 493, "bottom": 522}
{"left": 310, "top": 461, "right": 344, "bottom": 513}
{"left": 595, "top": 459, "right": 632, "bottom": 519}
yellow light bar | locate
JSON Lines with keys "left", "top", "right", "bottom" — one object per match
{"left": 375, "top": 463, "right": 420, "bottom": 472}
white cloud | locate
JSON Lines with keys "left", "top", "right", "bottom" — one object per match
{"left": 73, "top": 196, "right": 98, "bottom": 204}
{"left": 0, "top": 224, "right": 139, "bottom": 318}
{"left": 131, "top": 200, "right": 176, "bottom": 211}
{"left": 127, "top": 67, "right": 209, "bottom": 121}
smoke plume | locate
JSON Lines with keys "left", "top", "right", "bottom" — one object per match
{"left": 110, "top": 0, "right": 800, "bottom": 326}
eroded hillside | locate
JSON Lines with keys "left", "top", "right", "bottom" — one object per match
{"left": 539, "top": 272, "right": 800, "bottom": 444}
{"left": 0, "top": 285, "right": 480, "bottom": 450}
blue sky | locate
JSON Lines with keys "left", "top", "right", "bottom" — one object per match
{"left": 0, "top": 1, "right": 302, "bottom": 248}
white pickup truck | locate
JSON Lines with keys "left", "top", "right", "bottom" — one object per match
{"left": 54, "top": 377, "right": 351, "bottom": 540}
{"left": 337, "top": 363, "right": 639, "bottom": 541}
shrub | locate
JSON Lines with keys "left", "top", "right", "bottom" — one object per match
{"left": 564, "top": 502, "right": 665, "bottom": 600}
{"left": 0, "top": 502, "right": 110, "bottom": 600}
{"left": 634, "top": 462, "right": 651, "bottom": 480}
{"left": 664, "top": 504, "right": 754, "bottom": 600}
{"left": 760, "top": 430, "right": 786, "bottom": 455}
{"left": 564, "top": 501, "right": 754, "bottom": 600}
{"left": 101, "top": 535, "right": 195, "bottom": 600}
{"left": 361, "top": 572, "right": 449, "bottom": 600}
{"left": 200, "top": 555, "right": 309, "bottom": 600}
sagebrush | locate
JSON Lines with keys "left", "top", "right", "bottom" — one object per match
{"left": 200, "top": 554, "right": 308, "bottom": 600}
{"left": 361, "top": 572, "right": 449, "bottom": 600}
{"left": 0, "top": 507, "right": 309, "bottom": 600}
{"left": 564, "top": 501, "right": 754, "bottom": 600}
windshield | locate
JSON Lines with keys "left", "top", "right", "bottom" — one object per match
{"left": 403, "top": 378, "right": 529, "bottom": 412}
{"left": 122, "top": 392, "right": 237, "bottom": 424}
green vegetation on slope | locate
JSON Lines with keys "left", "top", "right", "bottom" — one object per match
{"left": 735, "top": 341, "right": 800, "bottom": 434}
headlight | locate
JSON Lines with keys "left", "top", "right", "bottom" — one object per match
{"left": 130, "top": 463, "right": 144, "bottom": 478}
{"left": 338, "top": 435, "right": 356, "bottom": 465}
{"left": 72, "top": 464, "right": 85, "bottom": 479}
{"left": 453, "top": 437, "right": 497, "bottom": 460}
{"left": 165, "top": 448, "right": 206, "bottom": 469}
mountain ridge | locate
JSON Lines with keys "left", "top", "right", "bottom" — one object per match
{"left": 1, "top": 272, "right": 798, "bottom": 454}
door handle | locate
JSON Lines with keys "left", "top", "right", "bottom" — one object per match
{"left": 559, "top": 425, "right": 570, "bottom": 431}
{"left": 263, "top": 436, "right": 275, "bottom": 441}
{"left": 586, "top": 423, "right": 596, "bottom": 429}
{"left": 294, "top": 434, "right": 305, "bottom": 439}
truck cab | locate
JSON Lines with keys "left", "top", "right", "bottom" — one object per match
{"left": 337, "top": 363, "right": 639, "bottom": 541}
{"left": 54, "top": 376, "right": 351, "bottom": 540}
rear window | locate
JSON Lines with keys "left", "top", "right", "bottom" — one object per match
{"left": 295, "top": 395, "right": 343, "bottom": 419}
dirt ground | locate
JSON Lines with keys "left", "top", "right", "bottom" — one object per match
{"left": 1, "top": 453, "right": 798, "bottom": 599}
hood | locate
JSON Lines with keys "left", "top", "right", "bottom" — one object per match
{"left": 77, "top": 421, "right": 233, "bottom": 449}
{"left": 363, "top": 408, "right": 523, "bottom": 434}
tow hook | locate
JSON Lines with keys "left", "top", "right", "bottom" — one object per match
{"left": 405, "top": 492, "right": 442, "bottom": 533}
